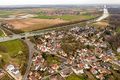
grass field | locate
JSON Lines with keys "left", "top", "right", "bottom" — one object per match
{"left": 0, "top": 10, "right": 13, "bottom": 18}
{"left": 116, "top": 27, "right": 120, "bottom": 33}
{"left": 42, "top": 53, "right": 61, "bottom": 65}
{"left": 0, "top": 30, "right": 28, "bottom": 75}
{"left": 66, "top": 74, "right": 85, "bottom": 80}
{"left": 0, "top": 40, "right": 28, "bottom": 66}
{"left": 46, "top": 55, "right": 60, "bottom": 65}
{"left": 0, "top": 30, "right": 5, "bottom": 37}
{"left": 0, "top": 40, "right": 28, "bottom": 75}
{"left": 35, "top": 14, "right": 95, "bottom": 21}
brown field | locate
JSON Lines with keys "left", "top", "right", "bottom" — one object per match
{"left": 92, "top": 21, "right": 109, "bottom": 28}
{"left": 95, "top": 21, "right": 109, "bottom": 26}
{"left": 6, "top": 18, "right": 68, "bottom": 31}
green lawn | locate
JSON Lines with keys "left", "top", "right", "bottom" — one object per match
{"left": 34, "top": 14, "right": 95, "bottom": 21}
{"left": 66, "top": 74, "right": 86, "bottom": 80}
{"left": 46, "top": 55, "right": 61, "bottom": 65}
{"left": 42, "top": 53, "right": 61, "bottom": 65}
{"left": 0, "top": 11, "right": 13, "bottom": 18}
{"left": 0, "top": 30, "right": 28, "bottom": 75}
{"left": 54, "top": 14, "right": 94, "bottom": 21}
{"left": 0, "top": 40, "right": 28, "bottom": 75}
{"left": 0, "top": 40, "right": 28, "bottom": 65}
{"left": 0, "top": 40, "right": 25, "bottom": 55}
{"left": 34, "top": 15, "right": 54, "bottom": 19}
{"left": 0, "top": 30, "right": 4, "bottom": 37}
{"left": 116, "top": 27, "right": 120, "bottom": 33}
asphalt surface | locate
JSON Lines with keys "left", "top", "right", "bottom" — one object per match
{"left": 96, "top": 6, "right": 109, "bottom": 21}
{"left": 22, "top": 39, "right": 36, "bottom": 80}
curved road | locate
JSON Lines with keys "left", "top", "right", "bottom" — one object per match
{"left": 22, "top": 39, "right": 36, "bottom": 80}
{"left": 96, "top": 5, "right": 109, "bottom": 21}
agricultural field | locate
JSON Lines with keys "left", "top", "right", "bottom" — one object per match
{"left": 0, "top": 30, "right": 5, "bottom": 37}
{"left": 90, "top": 21, "right": 109, "bottom": 29}
{"left": 116, "top": 27, "right": 120, "bottom": 33}
{"left": 5, "top": 13, "right": 95, "bottom": 31}
{"left": 6, "top": 18, "right": 68, "bottom": 31}
{"left": 34, "top": 14, "right": 95, "bottom": 21}
{"left": 0, "top": 8, "right": 99, "bottom": 31}
{"left": 0, "top": 10, "right": 13, "bottom": 18}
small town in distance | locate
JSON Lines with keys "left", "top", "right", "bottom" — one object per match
{"left": 0, "top": 3, "right": 120, "bottom": 80}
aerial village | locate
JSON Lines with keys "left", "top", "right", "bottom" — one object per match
{"left": 27, "top": 25, "right": 120, "bottom": 80}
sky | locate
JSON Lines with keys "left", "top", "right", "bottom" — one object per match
{"left": 0, "top": 0, "right": 120, "bottom": 5}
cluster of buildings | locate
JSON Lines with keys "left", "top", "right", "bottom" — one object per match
{"left": 0, "top": 64, "right": 23, "bottom": 80}
{"left": 6, "top": 64, "right": 22, "bottom": 80}
{"left": 28, "top": 26, "right": 120, "bottom": 80}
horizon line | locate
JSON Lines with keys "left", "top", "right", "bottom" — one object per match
{"left": 0, "top": 3, "right": 120, "bottom": 6}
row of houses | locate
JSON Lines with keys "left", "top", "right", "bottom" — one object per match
{"left": 28, "top": 26, "right": 119, "bottom": 80}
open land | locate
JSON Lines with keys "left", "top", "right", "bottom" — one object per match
{"left": 5, "top": 14, "right": 95, "bottom": 31}
{"left": 0, "top": 30, "right": 28, "bottom": 75}
{"left": 0, "top": 30, "right": 4, "bottom": 37}
{"left": 0, "top": 5, "right": 120, "bottom": 80}
{"left": 0, "top": 7, "right": 99, "bottom": 31}
{"left": 6, "top": 18, "right": 68, "bottom": 31}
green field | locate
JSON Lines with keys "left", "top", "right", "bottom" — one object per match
{"left": 66, "top": 74, "right": 85, "bottom": 80}
{"left": 0, "top": 30, "right": 5, "bottom": 37}
{"left": 116, "top": 27, "right": 120, "bottom": 33}
{"left": 42, "top": 53, "right": 61, "bottom": 65}
{"left": 34, "top": 14, "right": 95, "bottom": 21}
{"left": 0, "top": 30, "right": 28, "bottom": 75}
{"left": 0, "top": 39, "right": 28, "bottom": 66}
{"left": 0, "top": 40, "right": 28, "bottom": 75}
{"left": 0, "top": 10, "right": 13, "bottom": 18}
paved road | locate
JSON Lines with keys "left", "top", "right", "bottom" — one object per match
{"left": 22, "top": 39, "right": 35, "bottom": 80}
{"left": 96, "top": 5, "right": 109, "bottom": 22}
{"left": 0, "top": 27, "right": 7, "bottom": 36}
{"left": 111, "top": 61, "right": 120, "bottom": 67}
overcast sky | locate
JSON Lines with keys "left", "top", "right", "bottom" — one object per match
{"left": 0, "top": 0, "right": 120, "bottom": 5}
